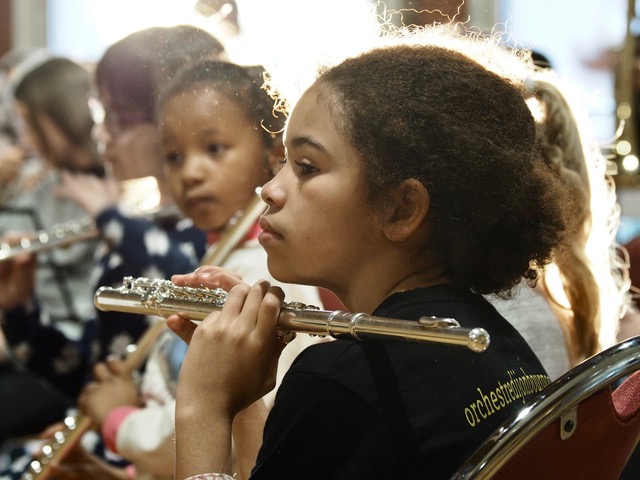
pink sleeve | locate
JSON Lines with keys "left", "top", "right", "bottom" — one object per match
{"left": 101, "top": 406, "right": 140, "bottom": 453}
{"left": 125, "top": 464, "right": 137, "bottom": 480}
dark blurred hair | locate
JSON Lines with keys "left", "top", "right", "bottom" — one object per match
{"left": 95, "top": 25, "right": 226, "bottom": 122}
{"left": 14, "top": 57, "right": 99, "bottom": 166}
{"left": 158, "top": 60, "right": 285, "bottom": 147}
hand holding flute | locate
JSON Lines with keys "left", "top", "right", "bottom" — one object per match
{"left": 0, "top": 232, "right": 36, "bottom": 310}
{"left": 78, "top": 357, "right": 142, "bottom": 427}
{"left": 54, "top": 169, "right": 122, "bottom": 218}
{"left": 153, "top": 265, "right": 490, "bottom": 413}
{"left": 168, "top": 270, "right": 316, "bottom": 479}
{"left": 165, "top": 265, "right": 244, "bottom": 343}
{"left": 168, "top": 273, "right": 288, "bottom": 419}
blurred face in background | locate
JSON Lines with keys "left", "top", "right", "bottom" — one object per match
{"left": 15, "top": 100, "right": 87, "bottom": 171}
{"left": 92, "top": 86, "right": 160, "bottom": 182}
{"left": 14, "top": 101, "right": 44, "bottom": 161}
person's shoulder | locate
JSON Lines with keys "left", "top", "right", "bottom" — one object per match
{"left": 3, "top": 174, "right": 50, "bottom": 205}
{"left": 289, "top": 338, "right": 363, "bottom": 375}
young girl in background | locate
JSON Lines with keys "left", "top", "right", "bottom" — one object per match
{"left": 54, "top": 60, "right": 324, "bottom": 480}
{"left": 0, "top": 56, "right": 103, "bottom": 408}
{"left": 57, "top": 25, "right": 228, "bottom": 363}
{"left": 1, "top": 26, "right": 228, "bottom": 480}
{"left": 168, "top": 27, "right": 574, "bottom": 480}
{"left": 489, "top": 68, "right": 631, "bottom": 380}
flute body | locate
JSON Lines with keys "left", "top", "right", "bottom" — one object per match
{"left": 20, "top": 320, "right": 168, "bottom": 480}
{"left": 0, "top": 217, "right": 98, "bottom": 262}
{"left": 94, "top": 276, "right": 490, "bottom": 352}
{"left": 0, "top": 205, "right": 184, "bottom": 264}
{"left": 0, "top": 176, "right": 177, "bottom": 264}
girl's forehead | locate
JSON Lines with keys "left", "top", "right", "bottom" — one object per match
{"left": 166, "top": 86, "right": 241, "bottom": 109}
{"left": 287, "top": 88, "right": 326, "bottom": 125}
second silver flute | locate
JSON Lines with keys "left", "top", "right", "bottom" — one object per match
{"left": 94, "top": 276, "right": 490, "bottom": 352}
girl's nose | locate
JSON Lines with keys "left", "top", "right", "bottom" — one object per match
{"left": 261, "top": 167, "right": 286, "bottom": 208}
{"left": 180, "top": 152, "right": 207, "bottom": 184}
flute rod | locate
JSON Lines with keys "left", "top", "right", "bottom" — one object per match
{"left": 0, "top": 218, "right": 98, "bottom": 263}
{"left": 0, "top": 205, "right": 183, "bottom": 264}
{"left": 94, "top": 277, "right": 491, "bottom": 353}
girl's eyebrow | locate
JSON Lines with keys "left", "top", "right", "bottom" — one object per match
{"left": 289, "top": 135, "right": 329, "bottom": 154}
{"left": 196, "top": 127, "right": 222, "bottom": 138}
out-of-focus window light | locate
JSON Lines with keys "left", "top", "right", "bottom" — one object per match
{"left": 47, "top": 0, "right": 219, "bottom": 62}
{"left": 499, "top": 0, "right": 626, "bottom": 147}
{"left": 48, "top": 0, "right": 376, "bottom": 102}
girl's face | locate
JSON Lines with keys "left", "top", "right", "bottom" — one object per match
{"left": 95, "top": 87, "right": 159, "bottom": 181}
{"left": 15, "top": 101, "right": 66, "bottom": 167}
{"left": 161, "top": 87, "right": 272, "bottom": 231}
{"left": 259, "top": 85, "right": 383, "bottom": 296}
{"left": 16, "top": 102, "right": 100, "bottom": 174}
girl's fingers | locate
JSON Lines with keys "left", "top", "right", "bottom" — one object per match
{"left": 172, "top": 266, "right": 243, "bottom": 291}
{"left": 104, "top": 356, "right": 127, "bottom": 374}
{"left": 92, "top": 362, "right": 113, "bottom": 381}
{"left": 256, "top": 286, "right": 286, "bottom": 392}
{"left": 166, "top": 314, "right": 198, "bottom": 345}
{"left": 215, "top": 283, "right": 253, "bottom": 329}
{"left": 256, "top": 285, "right": 284, "bottom": 340}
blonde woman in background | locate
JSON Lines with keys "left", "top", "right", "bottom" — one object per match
{"left": 491, "top": 66, "right": 635, "bottom": 380}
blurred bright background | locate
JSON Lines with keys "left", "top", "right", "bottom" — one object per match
{"left": 5, "top": 0, "right": 640, "bottom": 237}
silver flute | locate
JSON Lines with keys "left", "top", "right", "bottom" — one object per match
{"left": 0, "top": 216, "right": 98, "bottom": 263}
{"left": 0, "top": 176, "right": 176, "bottom": 264}
{"left": 94, "top": 276, "right": 491, "bottom": 352}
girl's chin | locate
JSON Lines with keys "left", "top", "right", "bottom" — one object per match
{"left": 198, "top": 223, "right": 223, "bottom": 233}
{"left": 194, "top": 219, "right": 228, "bottom": 233}
{"left": 265, "top": 257, "right": 305, "bottom": 285}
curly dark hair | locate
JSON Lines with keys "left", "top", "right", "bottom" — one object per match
{"left": 157, "top": 60, "right": 286, "bottom": 148}
{"left": 314, "top": 44, "right": 570, "bottom": 295}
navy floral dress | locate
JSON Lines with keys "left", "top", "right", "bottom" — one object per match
{"left": 0, "top": 205, "right": 206, "bottom": 480}
{"left": 90, "top": 206, "right": 207, "bottom": 363}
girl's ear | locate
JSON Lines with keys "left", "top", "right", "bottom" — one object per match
{"left": 266, "top": 140, "right": 285, "bottom": 176}
{"left": 382, "top": 178, "right": 430, "bottom": 242}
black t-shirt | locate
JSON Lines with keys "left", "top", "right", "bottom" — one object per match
{"left": 251, "top": 285, "right": 550, "bottom": 479}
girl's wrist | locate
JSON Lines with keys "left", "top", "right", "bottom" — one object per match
{"left": 184, "top": 475, "right": 234, "bottom": 480}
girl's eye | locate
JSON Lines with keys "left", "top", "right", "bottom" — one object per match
{"left": 165, "top": 151, "right": 182, "bottom": 166}
{"left": 295, "top": 160, "right": 318, "bottom": 177}
{"left": 207, "top": 143, "right": 224, "bottom": 156}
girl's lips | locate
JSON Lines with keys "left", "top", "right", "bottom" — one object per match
{"left": 258, "top": 217, "right": 283, "bottom": 241}
{"left": 258, "top": 229, "right": 281, "bottom": 244}
{"left": 185, "top": 195, "right": 214, "bottom": 209}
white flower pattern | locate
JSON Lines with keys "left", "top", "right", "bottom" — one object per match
{"left": 103, "top": 218, "right": 124, "bottom": 245}
{"left": 144, "top": 228, "right": 171, "bottom": 256}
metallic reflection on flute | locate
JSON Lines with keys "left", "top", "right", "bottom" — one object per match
{"left": 0, "top": 176, "right": 170, "bottom": 264}
{"left": 0, "top": 217, "right": 98, "bottom": 263}
{"left": 94, "top": 276, "right": 491, "bottom": 353}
